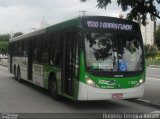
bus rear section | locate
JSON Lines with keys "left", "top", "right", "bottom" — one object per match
{"left": 77, "top": 16, "right": 145, "bottom": 100}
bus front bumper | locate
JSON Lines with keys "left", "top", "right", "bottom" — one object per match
{"left": 78, "top": 82, "right": 144, "bottom": 100}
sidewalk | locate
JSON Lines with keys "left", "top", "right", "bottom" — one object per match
{"left": 0, "top": 59, "right": 8, "bottom": 67}
{"left": 148, "top": 65, "right": 160, "bottom": 68}
{"left": 136, "top": 79, "right": 160, "bottom": 109}
{"left": 142, "top": 82, "right": 160, "bottom": 105}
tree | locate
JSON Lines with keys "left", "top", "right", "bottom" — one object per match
{"left": 155, "top": 25, "right": 160, "bottom": 50}
{"left": 0, "top": 41, "right": 8, "bottom": 54}
{"left": 0, "top": 34, "right": 10, "bottom": 54}
{"left": 80, "top": 0, "right": 160, "bottom": 25}
{"left": 144, "top": 45, "right": 157, "bottom": 58}
{"left": 0, "top": 34, "right": 10, "bottom": 42}
{"left": 13, "top": 32, "right": 23, "bottom": 37}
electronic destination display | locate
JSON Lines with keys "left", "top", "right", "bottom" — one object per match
{"left": 86, "top": 20, "right": 132, "bottom": 31}
{"left": 82, "top": 16, "right": 139, "bottom": 32}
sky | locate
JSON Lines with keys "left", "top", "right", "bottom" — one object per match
{"left": 0, "top": 0, "right": 159, "bottom": 34}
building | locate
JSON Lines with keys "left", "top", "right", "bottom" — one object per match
{"left": 157, "top": 21, "right": 160, "bottom": 29}
{"left": 118, "top": 13, "right": 156, "bottom": 46}
{"left": 140, "top": 19, "right": 156, "bottom": 46}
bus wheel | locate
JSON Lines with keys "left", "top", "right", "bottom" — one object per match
{"left": 14, "top": 66, "right": 17, "bottom": 80}
{"left": 50, "top": 76, "right": 59, "bottom": 99}
{"left": 17, "top": 68, "right": 22, "bottom": 83}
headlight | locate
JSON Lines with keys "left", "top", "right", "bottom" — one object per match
{"left": 86, "top": 77, "right": 97, "bottom": 87}
{"left": 135, "top": 78, "right": 144, "bottom": 87}
{"left": 139, "top": 79, "right": 144, "bottom": 84}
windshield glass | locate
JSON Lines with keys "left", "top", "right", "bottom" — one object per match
{"left": 85, "top": 32, "right": 143, "bottom": 72}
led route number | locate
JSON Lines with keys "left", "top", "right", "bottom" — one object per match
{"left": 87, "top": 20, "right": 132, "bottom": 31}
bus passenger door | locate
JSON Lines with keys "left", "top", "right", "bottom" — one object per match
{"left": 62, "top": 32, "right": 79, "bottom": 98}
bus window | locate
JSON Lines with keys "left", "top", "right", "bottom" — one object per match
{"left": 118, "top": 35, "right": 143, "bottom": 71}
{"left": 85, "top": 32, "right": 115, "bottom": 71}
{"left": 41, "top": 35, "right": 49, "bottom": 64}
{"left": 33, "top": 36, "right": 42, "bottom": 63}
{"left": 49, "top": 33, "right": 55, "bottom": 65}
{"left": 54, "top": 34, "right": 63, "bottom": 66}
{"left": 23, "top": 40, "right": 28, "bottom": 57}
{"left": 85, "top": 32, "right": 143, "bottom": 72}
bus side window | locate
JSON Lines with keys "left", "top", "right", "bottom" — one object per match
{"left": 15, "top": 41, "right": 18, "bottom": 56}
{"left": 41, "top": 35, "right": 49, "bottom": 64}
{"left": 49, "top": 33, "right": 63, "bottom": 66}
{"left": 23, "top": 40, "right": 28, "bottom": 57}
{"left": 33, "top": 37, "right": 42, "bottom": 64}
{"left": 54, "top": 34, "right": 62, "bottom": 66}
{"left": 49, "top": 33, "right": 57, "bottom": 65}
{"left": 20, "top": 40, "right": 24, "bottom": 56}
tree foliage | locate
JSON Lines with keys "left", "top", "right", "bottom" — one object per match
{"left": 0, "top": 32, "right": 23, "bottom": 54}
{"left": 155, "top": 25, "right": 160, "bottom": 50}
{"left": 0, "top": 34, "right": 10, "bottom": 42}
{"left": 144, "top": 45, "right": 157, "bottom": 58}
{"left": 0, "top": 41, "right": 8, "bottom": 54}
{"left": 0, "top": 34, "right": 10, "bottom": 54}
{"left": 13, "top": 32, "right": 23, "bottom": 37}
{"left": 80, "top": 0, "right": 160, "bottom": 25}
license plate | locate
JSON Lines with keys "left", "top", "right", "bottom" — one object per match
{"left": 112, "top": 93, "right": 123, "bottom": 99}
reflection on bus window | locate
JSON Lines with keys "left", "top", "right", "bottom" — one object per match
{"left": 122, "top": 38, "right": 142, "bottom": 71}
{"left": 85, "top": 32, "right": 143, "bottom": 72}
{"left": 85, "top": 32, "right": 116, "bottom": 71}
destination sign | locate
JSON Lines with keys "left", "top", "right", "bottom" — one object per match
{"left": 86, "top": 20, "right": 132, "bottom": 31}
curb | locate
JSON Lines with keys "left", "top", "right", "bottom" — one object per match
{"left": 131, "top": 99, "right": 160, "bottom": 109}
{"left": 0, "top": 63, "right": 8, "bottom": 67}
{"left": 148, "top": 65, "right": 160, "bottom": 68}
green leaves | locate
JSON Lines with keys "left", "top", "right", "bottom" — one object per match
{"left": 96, "top": 0, "right": 111, "bottom": 9}
{"left": 81, "top": 0, "right": 160, "bottom": 25}
{"left": 0, "top": 34, "right": 10, "bottom": 54}
{"left": 80, "top": 0, "right": 87, "bottom": 2}
{"left": 144, "top": 45, "right": 157, "bottom": 58}
{"left": 155, "top": 26, "right": 160, "bottom": 50}
{"left": 0, "top": 41, "right": 8, "bottom": 54}
{"left": 13, "top": 32, "right": 23, "bottom": 38}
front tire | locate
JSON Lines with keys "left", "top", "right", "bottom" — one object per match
{"left": 14, "top": 66, "right": 17, "bottom": 80}
{"left": 17, "top": 68, "right": 22, "bottom": 83}
{"left": 50, "top": 76, "right": 60, "bottom": 100}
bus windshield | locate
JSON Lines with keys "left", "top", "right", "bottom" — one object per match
{"left": 85, "top": 32, "right": 143, "bottom": 72}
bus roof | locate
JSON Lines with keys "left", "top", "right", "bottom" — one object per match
{"left": 9, "top": 16, "right": 139, "bottom": 43}
{"left": 9, "top": 17, "right": 81, "bottom": 42}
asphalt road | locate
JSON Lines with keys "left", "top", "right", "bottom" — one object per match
{"left": 142, "top": 68, "right": 160, "bottom": 104}
{"left": 0, "top": 65, "right": 159, "bottom": 115}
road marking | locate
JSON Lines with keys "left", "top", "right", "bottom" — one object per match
{"left": 137, "top": 99, "right": 150, "bottom": 103}
{"left": 147, "top": 67, "right": 160, "bottom": 70}
{"left": 133, "top": 99, "right": 160, "bottom": 111}
{"left": 0, "top": 65, "right": 8, "bottom": 71}
{"left": 150, "top": 110, "right": 160, "bottom": 113}
{"left": 150, "top": 110, "right": 160, "bottom": 118}
{"left": 147, "top": 77, "right": 160, "bottom": 81}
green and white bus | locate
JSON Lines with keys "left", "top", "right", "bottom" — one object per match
{"left": 9, "top": 16, "right": 145, "bottom": 100}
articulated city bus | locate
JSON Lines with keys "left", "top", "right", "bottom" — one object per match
{"left": 8, "top": 16, "right": 145, "bottom": 100}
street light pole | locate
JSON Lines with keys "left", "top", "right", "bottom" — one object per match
{"left": 79, "top": 10, "right": 87, "bottom": 17}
